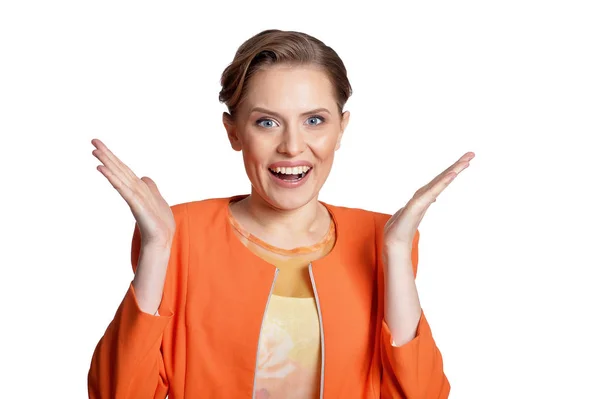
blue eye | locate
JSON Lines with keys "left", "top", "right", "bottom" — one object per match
{"left": 256, "top": 116, "right": 324, "bottom": 128}
{"left": 256, "top": 118, "right": 278, "bottom": 128}
{"left": 306, "top": 116, "right": 325, "bottom": 126}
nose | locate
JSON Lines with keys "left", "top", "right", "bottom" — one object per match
{"left": 277, "top": 125, "right": 306, "bottom": 157}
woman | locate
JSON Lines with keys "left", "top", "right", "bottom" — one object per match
{"left": 88, "top": 29, "right": 473, "bottom": 399}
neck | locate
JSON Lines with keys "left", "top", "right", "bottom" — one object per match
{"left": 231, "top": 189, "right": 330, "bottom": 248}
{"left": 248, "top": 190, "right": 325, "bottom": 234}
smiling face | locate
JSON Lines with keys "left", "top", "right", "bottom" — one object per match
{"left": 223, "top": 64, "right": 350, "bottom": 211}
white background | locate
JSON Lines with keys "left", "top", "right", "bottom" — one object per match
{"left": 1, "top": 1, "right": 599, "bottom": 398}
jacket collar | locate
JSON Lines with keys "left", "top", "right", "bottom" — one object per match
{"left": 221, "top": 194, "right": 347, "bottom": 275}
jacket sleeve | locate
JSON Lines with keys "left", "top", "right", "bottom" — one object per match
{"left": 380, "top": 313, "right": 450, "bottom": 398}
{"left": 378, "top": 223, "right": 450, "bottom": 398}
{"left": 88, "top": 222, "right": 173, "bottom": 399}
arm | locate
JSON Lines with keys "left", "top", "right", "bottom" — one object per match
{"left": 378, "top": 152, "right": 473, "bottom": 398}
{"left": 87, "top": 223, "right": 173, "bottom": 399}
{"left": 383, "top": 234, "right": 422, "bottom": 348}
{"left": 378, "top": 224, "right": 450, "bottom": 399}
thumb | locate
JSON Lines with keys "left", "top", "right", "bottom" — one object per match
{"left": 141, "top": 176, "right": 161, "bottom": 196}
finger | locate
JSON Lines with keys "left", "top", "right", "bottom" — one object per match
{"left": 92, "top": 148, "right": 137, "bottom": 192}
{"left": 141, "top": 176, "right": 162, "bottom": 197}
{"left": 387, "top": 152, "right": 474, "bottom": 230}
{"left": 91, "top": 147, "right": 150, "bottom": 211}
{"left": 393, "top": 157, "right": 470, "bottom": 220}
{"left": 92, "top": 139, "right": 139, "bottom": 182}
{"left": 96, "top": 164, "right": 138, "bottom": 209}
{"left": 421, "top": 170, "right": 459, "bottom": 203}
{"left": 384, "top": 207, "right": 402, "bottom": 230}
{"left": 412, "top": 161, "right": 469, "bottom": 210}
{"left": 432, "top": 152, "right": 474, "bottom": 186}
{"left": 416, "top": 154, "right": 472, "bottom": 199}
{"left": 141, "top": 177, "right": 172, "bottom": 217}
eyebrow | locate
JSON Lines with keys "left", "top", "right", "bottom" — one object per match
{"left": 249, "top": 107, "right": 331, "bottom": 118}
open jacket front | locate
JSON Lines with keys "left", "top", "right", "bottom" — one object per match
{"left": 88, "top": 195, "right": 450, "bottom": 398}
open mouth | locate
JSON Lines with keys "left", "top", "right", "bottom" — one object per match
{"left": 268, "top": 166, "right": 312, "bottom": 182}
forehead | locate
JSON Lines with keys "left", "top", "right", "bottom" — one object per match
{"left": 243, "top": 65, "right": 336, "bottom": 111}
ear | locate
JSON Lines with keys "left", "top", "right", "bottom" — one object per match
{"left": 335, "top": 110, "right": 350, "bottom": 151}
{"left": 222, "top": 112, "right": 242, "bottom": 151}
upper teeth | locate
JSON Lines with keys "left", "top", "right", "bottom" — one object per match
{"left": 270, "top": 166, "right": 311, "bottom": 175}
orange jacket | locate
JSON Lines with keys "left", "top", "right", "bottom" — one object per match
{"left": 88, "top": 195, "right": 450, "bottom": 398}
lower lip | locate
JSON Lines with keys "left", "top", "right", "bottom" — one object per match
{"left": 268, "top": 168, "right": 312, "bottom": 188}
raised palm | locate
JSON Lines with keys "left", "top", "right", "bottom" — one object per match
{"left": 91, "top": 138, "right": 175, "bottom": 247}
{"left": 384, "top": 152, "right": 475, "bottom": 249}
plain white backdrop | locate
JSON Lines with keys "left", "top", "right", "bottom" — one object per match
{"left": 1, "top": 0, "right": 599, "bottom": 397}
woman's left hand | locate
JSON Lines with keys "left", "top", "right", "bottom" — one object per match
{"left": 383, "top": 152, "right": 475, "bottom": 252}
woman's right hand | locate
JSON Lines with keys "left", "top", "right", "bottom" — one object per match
{"left": 91, "top": 138, "right": 175, "bottom": 248}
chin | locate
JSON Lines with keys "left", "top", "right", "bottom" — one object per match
{"left": 262, "top": 187, "right": 318, "bottom": 211}
{"left": 256, "top": 175, "right": 320, "bottom": 211}
{"left": 249, "top": 169, "right": 324, "bottom": 211}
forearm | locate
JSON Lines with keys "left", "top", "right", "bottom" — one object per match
{"left": 88, "top": 283, "right": 171, "bottom": 398}
{"left": 383, "top": 246, "right": 422, "bottom": 347}
{"left": 132, "top": 242, "right": 172, "bottom": 315}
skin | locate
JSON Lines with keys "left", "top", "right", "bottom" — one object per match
{"left": 223, "top": 64, "right": 349, "bottom": 250}
{"left": 383, "top": 151, "right": 474, "bottom": 345}
{"left": 91, "top": 63, "right": 476, "bottom": 346}
{"left": 223, "top": 63, "right": 475, "bottom": 346}
{"left": 91, "top": 138, "right": 175, "bottom": 315}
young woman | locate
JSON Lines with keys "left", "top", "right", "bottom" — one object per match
{"left": 88, "top": 29, "right": 474, "bottom": 399}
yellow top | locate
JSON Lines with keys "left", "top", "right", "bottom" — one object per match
{"left": 227, "top": 204, "right": 335, "bottom": 399}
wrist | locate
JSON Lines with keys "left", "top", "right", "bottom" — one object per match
{"left": 141, "top": 238, "right": 173, "bottom": 253}
{"left": 383, "top": 242, "right": 411, "bottom": 256}
{"left": 382, "top": 244, "right": 412, "bottom": 267}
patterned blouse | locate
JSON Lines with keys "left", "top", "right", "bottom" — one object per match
{"left": 227, "top": 204, "right": 335, "bottom": 399}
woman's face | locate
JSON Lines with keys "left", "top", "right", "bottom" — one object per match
{"left": 223, "top": 65, "right": 350, "bottom": 211}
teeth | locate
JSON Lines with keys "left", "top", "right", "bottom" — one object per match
{"left": 270, "top": 165, "right": 311, "bottom": 174}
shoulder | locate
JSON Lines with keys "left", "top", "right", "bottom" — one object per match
{"left": 168, "top": 195, "right": 248, "bottom": 238}
{"left": 324, "top": 202, "right": 392, "bottom": 231}
{"left": 170, "top": 196, "right": 238, "bottom": 223}
{"left": 171, "top": 196, "right": 231, "bottom": 213}
{"left": 325, "top": 202, "right": 419, "bottom": 248}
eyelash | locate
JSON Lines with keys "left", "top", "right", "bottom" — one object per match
{"left": 256, "top": 115, "right": 326, "bottom": 128}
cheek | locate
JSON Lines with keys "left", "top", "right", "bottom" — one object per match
{"left": 309, "top": 131, "right": 339, "bottom": 160}
{"left": 240, "top": 134, "right": 278, "bottom": 180}
{"left": 241, "top": 133, "right": 270, "bottom": 161}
